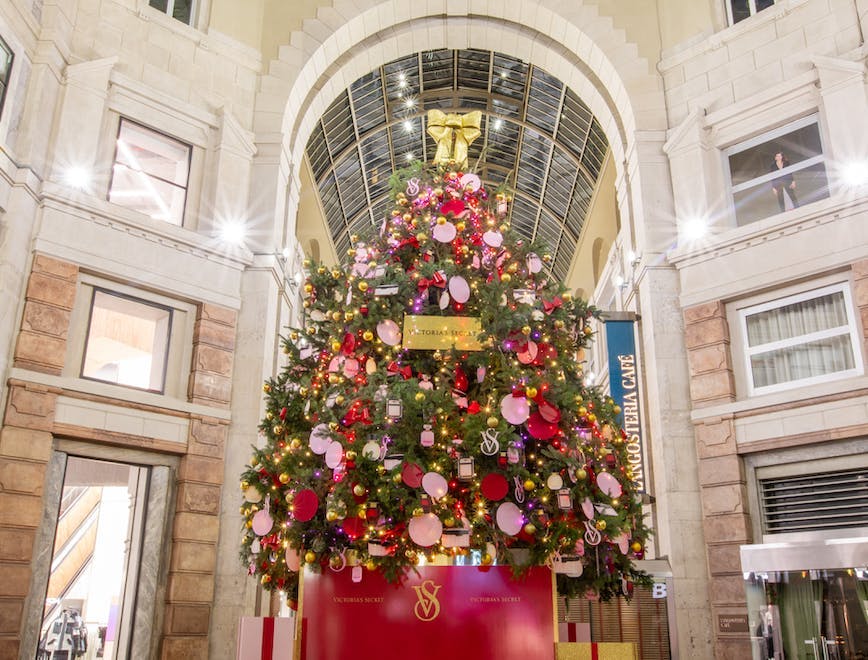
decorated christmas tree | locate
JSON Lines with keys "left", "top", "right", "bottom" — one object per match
{"left": 239, "top": 110, "right": 649, "bottom": 605}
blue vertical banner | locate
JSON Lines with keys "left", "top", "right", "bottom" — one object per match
{"left": 605, "top": 319, "right": 646, "bottom": 493}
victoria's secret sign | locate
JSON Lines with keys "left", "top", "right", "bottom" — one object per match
{"left": 605, "top": 318, "right": 646, "bottom": 493}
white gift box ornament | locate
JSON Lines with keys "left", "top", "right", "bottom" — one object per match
{"left": 557, "top": 488, "right": 572, "bottom": 510}
{"left": 457, "top": 456, "right": 475, "bottom": 480}
{"left": 441, "top": 527, "right": 471, "bottom": 548}
{"left": 552, "top": 555, "right": 583, "bottom": 577}
{"left": 386, "top": 399, "right": 403, "bottom": 419}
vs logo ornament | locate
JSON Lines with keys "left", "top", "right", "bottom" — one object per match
{"left": 412, "top": 579, "right": 442, "bottom": 622}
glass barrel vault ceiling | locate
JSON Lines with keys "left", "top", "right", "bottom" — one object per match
{"left": 304, "top": 49, "right": 609, "bottom": 282}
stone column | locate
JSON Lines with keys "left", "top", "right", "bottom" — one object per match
{"left": 683, "top": 300, "right": 752, "bottom": 660}
{"left": 162, "top": 305, "right": 236, "bottom": 659}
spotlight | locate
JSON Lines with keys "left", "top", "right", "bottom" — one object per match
{"left": 682, "top": 217, "right": 707, "bottom": 242}
{"left": 64, "top": 167, "right": 91, "bottom": 191}
{"left": 492, "top": 118, "right": 504, "bottom": 132}
{"left": 403, "top": 120, "right": 413, "bottom": 133}
{"left": 219, "top": 220, "right": 247, "bottom": 246}
{"left": 842, "top": 161, "right": 868, "bottom": 188}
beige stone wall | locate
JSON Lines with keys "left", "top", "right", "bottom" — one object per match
{"left": 683, "top": 258, "right": 868, "bottom": 659}
{"left": 0, "top": 254, "right": 240, "bottom": 660}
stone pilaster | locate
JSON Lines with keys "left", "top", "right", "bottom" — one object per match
{"left": 13, "top": 255, "right": 79, "bottom": 376}
{"left": 684, "top": 300, "right": 751, "bottom": 659}
{"left": 163, "top": 303, "right": 236, "bottom": 660}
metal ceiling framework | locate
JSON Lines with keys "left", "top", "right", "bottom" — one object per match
{"left": 304, "top": 49, "right": 609, "bottom": 281}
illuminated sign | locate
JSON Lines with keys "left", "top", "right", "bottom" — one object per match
{"left": 605, "top": 318, "right": 646, "bottom": 493}
{"left": 402, "top": 315, "right": 483, "bottom": 351}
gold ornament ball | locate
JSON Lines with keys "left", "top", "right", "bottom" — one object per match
{"left": 406, "top": 550, "right": 418, "bottom": 563}
{"left": 416, "top": 232, "right": 428, "bottom": 243}
{"left": 576, "top": 468, "right": 588, "bottom": 480}
{"left": 486, "top": 416, "right": 499, "bottom": 429}
{"left": 262, "top": 383, "right": 271, "bottom": 393}
{"left": 433, "top": 187, "right": 443, "bottom": 197}
{"left": 332, "top": 311, "right": 342, "bottom": 322}
{"left": 306, "top": 326, "right": 316, "bottom": 335}
{"left": 403, "top": 212, "right": 413, "bottom": 222}
{"left": 316, "top": 266, "right": 326, "bottom": 274}
{"left": 345, "top": 311, "right": 355, "bottom": 321}
{"left": 272, "top": 425, "right": 283, "bottom": 435}
{"left": 523, "top": 479, "right": 536, "bottom": 492}
{"left": 415, "top": 391, "right": 426, "bottom": 402}
{"left": 444, "top": 516, "right": 456, "bottom": 527}
{"left": 481, "top": 553, "right": 493, "bottom": 566}
{"left": 240, "top": 480, "right": 249, "bottom": 490}
{"left": 326, "top": 510, "right": 338, "bottom": 522}
{"left": 335, "top": 395, "right": 346, "bottom": 405}
{"left": 412, "top": 507, "right": 424, "bottom": 517}
{"left": 290, "top": 331, "right": 299, "bottom": 341}
{"left": 525, "top": 386, "right": 538, "bottom": 399}
{"left": 347, "top": 248, "right": 356, "bottom": 258}
{"left": 350, "top": 234, "right": 360, "bottom": 243}
{"left": 346, "top": 450, "right": 357, "bottom": 461}
{"left": 329, "top": 422, "right": 339, "bottom": 431}
{"left": 266, "top": 411, "right": 274, "bottom": 421}
{"left": 261, "top": 575, "right": 271, "bottom": 585}
{"left": 393, "top": 473, "right": 404, "bottom": 484}
{"left": 303, "top": 283, "right": 314, "bottom": 294}
{"left": 554, "top": 320, "right": 565, "bottom": 329}
{"left": 456, "top": 221, "right": 466, "bottom": 232}
{"left": 521, "top": 325, "right": 531, "bottom": 336}
{"left": 331, "top": 270, "right": 341, "bottom": 279}
{"left": 353, "top": 484, "right": 366, "bottom": 497}
{"left": 365, "top": 560, "right": 377, "bottom": 571}
{"left": 523, "top": 523, "right": 536, "bottom": 535}
{"left": 299, "top": 387, "right": 309, "bottom": 397}
{"left": 329, "top": 555, "right": 343, "bottom": 569}
{"left": 358, "top": 281, "right": 369, "bottom": 292}
{"left": 304, "top": 551, "right": 317, "bottom": 564}
{"left": 630, "top": 541, "right": 643, "bottom": 553}
{"left": 363, "top": 330, "right": 374, "bottom": 341}
{"left": 331, "top": 340, "right": 342, "bottom": 352}
{"left": 436, "top": 216, "right": 447, "bottom": 225}
{"left": 595, "top": 520, "right": 607, "bottom": 531}
{"left": 562, "top": 292, "right": 572, "bottom": 303}
{"left": 328, "top": 374, "right": 339, "bottom": 385}
{"left": 279, "top": 473, "right": 290, "bottom": 484}
{"left": 303, "top": 259, "right": 312, "bottom": 268}
{"left": 501, "top": 273, "right": 512, "bottom": 283}
{"left": 290, "top": 438, "right": 302, "bottom": 450}
{"left": 612, "top": 405, "right": 622, "bottom": 415}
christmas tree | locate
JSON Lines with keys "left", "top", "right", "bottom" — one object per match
{"left": 239, "top": 111, "right": 649, "bottom": 604}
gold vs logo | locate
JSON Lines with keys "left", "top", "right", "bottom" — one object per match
{"left": 412, "top": 580, "right": 442, "bottom": 622}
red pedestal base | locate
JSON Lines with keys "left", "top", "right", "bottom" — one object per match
{"left": 300, "top": 565, "right": 555, "bottom": 660}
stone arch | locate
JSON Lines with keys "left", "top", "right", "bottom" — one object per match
{"left": 255, "top": 0, "right": 664, "bottom": 250}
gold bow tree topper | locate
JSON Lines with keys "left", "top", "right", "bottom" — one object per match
{"left": 426, "top": 110, "right": 482, "bottom": 168}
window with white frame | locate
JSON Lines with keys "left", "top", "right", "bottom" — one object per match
{"left": 82, "top": 290, "right": 172, "bottom": 392}
{"left": 726, "top": 0, "right": 776, "bottom": 25}
{"left": 725, "top": 116, "right": 829, "bottom": 226}
{"left": 737, "top": 283, "right": 862, "bottom": 395}
{"left": 148, "top": 0, "right": 195, "bottom": 25}
{"left": 0, "top": 35, "right": 12, "bottom": 120}
{"left": 108, "top": 119, "right": 191, "bottom": 226}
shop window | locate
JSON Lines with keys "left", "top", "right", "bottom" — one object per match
{"left": 0, "top": 35, "right": 12, "bottom": 121}
{"left": 148, "top": 0, "right": 195, "bottom": 25}
{"left": 726, "top": 0, "right": 777, "bottom": 25}
{"left": 725, "top": 116, "right": 829, "bottom": 227}
{"left": 736, "top": 283, "right": 861, "bottom": 395}
{"left": 82, "top": 290, "right": 172, "bottom": 393}
{"left": 108, "top": 119, "right": 191, "bottom": 226}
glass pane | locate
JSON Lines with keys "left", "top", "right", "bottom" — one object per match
{"left": 148, "top": 0, "right": 168, "bottom": 13}
{"left": 745, "top": 570, "right": 868, "bottom": 660}
{"left": 729, "top": 0, "right": 751, "bottom": 23}
{"left": 108, "top": 163, "right": 187, "bottom": 225}
{"left": 172, "top": 0, "right": 193, "bottom": 23}
{"left": 82, "top": 291, "right": 171, "bottom": 392}
{"left": 749, "top": 333, "right": 855, "bottom": 388}
{"left": 733, "top": 162, "right": 829, "bottom": 226}
{"left": 115, "top": 121, "right": 190, "bottom": 186}
{"left": 0, "top": 37, "right": 12, "bottom": 80}
{"left": 756, "top": 0, "right": 775, "bottom": 11}
{"left": 745, "top": 291, "right": 848, "bottom": 347}
{"left": 38, "top": 457, "right": 148, "bottom": 660}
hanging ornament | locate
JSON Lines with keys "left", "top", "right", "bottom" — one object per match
{"left": 420, "top": 424, "right": 435, "bottom": 447}
{"left": 457, "top": 456, "right": 475, "bottom": 480}
{"left": 376, "top": 319, "right": 402, "bottom": 345}
{"left": 421, "top": 471, "right": 448, "bottom": 499}
{"left": 557, "top": 488, "right": 572, "bottom": 510}
{"left": 495, "top": 502, "right": 524, "bottom": 536}
{"left": 309, "top": 424, "right": 332, "bottom": 455}
{"left": 500, "top": 393, "right": 530, "bottom": 425}
{"left": 480, "top": 428, "right": 500, "bottom": 456}
{"left": 386, "top": 399, "right": 403, "bottom": 419}
{"left": 596, "top": 471, "right": 623, "bottom": 498}
{"left": 408, "top": 513, "right": 443, "bottom": 547}
{"left": 546, "top": 473, "right": 564, "bottom": 490}
{"left": 481, "top": 473, "right": 509, "bottom": 501}
{"left": 448, "top": 275, "right": 470, "bottom": 303}
{"left": 292, "top": 490, "right": 319, "bottom": 522}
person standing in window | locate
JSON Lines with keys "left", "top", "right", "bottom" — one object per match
{"left": 770, "top": 151, "right": 799, "bottom": 211}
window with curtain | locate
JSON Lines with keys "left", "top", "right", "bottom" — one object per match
{"left": 738, "top": 283, "right": 862, "bottom": 395}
